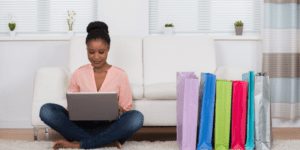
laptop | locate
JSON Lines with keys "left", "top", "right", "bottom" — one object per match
{"left": 66, "top": 92, "right": 119, "bottom": 121}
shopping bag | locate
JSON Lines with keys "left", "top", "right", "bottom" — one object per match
{"left": 254, "top": 73, "right": 272, "bottom": 150}
{"left": 231, "top": 81, "right": 248, "bottom": 150}
{"left": 214, "top": 80, "right": 232, "bottom": 150}
{"left": 196, "top": 73, "right": 216, "bottom": 150}
{"left": 176, "top": 72, "right": 200, "bottom": 150}
{"left": 243, "top": 71, "right": 255, "bottom": 150}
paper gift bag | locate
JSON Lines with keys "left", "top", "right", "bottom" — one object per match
{"left": 254, "top": 73, "right": 272, "bottom": 150}
{"left": 196, "top": 73, "right": 216, "bottom": 150}
{"left": 176, "top": 72, "right": 199, "bottom": 150}
{"left": 231, "top": 81, "right": 248, "bottom": 150}
{"left": 214, "top": 80, "right": 232, "bottom": 150}
{"left": 243, "top": 71, "right": 255, "bottom": 150}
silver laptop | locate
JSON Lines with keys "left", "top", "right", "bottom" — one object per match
{"left": 66, "top": 92, "right": 119, "bottom": 121}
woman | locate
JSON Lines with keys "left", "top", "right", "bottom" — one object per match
{"left": 39, "top": 21, "right": 144, "bottom": 149}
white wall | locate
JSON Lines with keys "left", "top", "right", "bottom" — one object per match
{"left": 0, "top": 41, "right": 69, "bottom": 128}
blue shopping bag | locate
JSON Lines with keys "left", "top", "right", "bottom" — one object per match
{"left": 243, "top": 71, "right": 255, "bottom": 150}
{"left": 196, "top": 73, "right": 216, "bottom": 150}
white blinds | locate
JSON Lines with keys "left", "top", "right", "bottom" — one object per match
{"left": 149, "top": 0, "right": 200, "bottom": 33}
{"left": 0, "top": 0, "right": 38, "bottom": 32}
{"left": 0, "top": 0, "right": 97, "bottom": 33}
{"left": 149, "top": 0, "right": 261, "bottom": 34}
{"left": 210, "top": 0, "right": 261, "bottom": 33}
{"left": 47, "top": 0, "right": 97, "bottom": 32}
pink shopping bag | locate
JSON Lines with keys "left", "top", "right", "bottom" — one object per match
{"left": 231, "top": 81, "right": 248, "bottom": 150}
{"left": 177, "top": 72, "right": 199, "bottom": 150}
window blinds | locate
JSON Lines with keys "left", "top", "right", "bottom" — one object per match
{"left": 149, "top": 0, "right": 261, "bottom": 34}
{"left": 0, "top": 0, "right": 97, "bottom": 33}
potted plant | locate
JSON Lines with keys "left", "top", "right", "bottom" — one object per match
{"left": 234, "top": 20, "right": 243, "bottom": 35}
{"left": 8, "top": 22, "right": 16, "bottom": 31}
{"left": 67, "top": 10, "right": 76, "bottom": 35}
{"left": 8, "top": 21, "right": 16, "bottom": 36}
{"left": 164, "top": 23, "right": 175, "bottom": 34}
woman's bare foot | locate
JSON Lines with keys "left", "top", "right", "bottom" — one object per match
{"left": 115, "top": 141, "right": 122, "bottom": 149}
{"left": 106, "top": 141, "right": 122, "bottom": 149}
{"left": 53, "top": 140, "right": 80, "bottom": 150}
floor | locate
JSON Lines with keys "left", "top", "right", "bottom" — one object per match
{"left": 0, "top": 127, "right": 177, "bottom": 141}
{"left": 0, "top": 127, "right": 299, "bottom": 142}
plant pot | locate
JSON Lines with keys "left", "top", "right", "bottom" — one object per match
{"left": 68, "top": 30, "right": 74, "bottom": 36}
{"left": 10, "top": 30, "right": 16, "bottom": 37}
{"left": 235, "top": 26, "right": 243, "bottom": 35}
{"left": 164, "top": 27, "right": 175, "bottom": 35}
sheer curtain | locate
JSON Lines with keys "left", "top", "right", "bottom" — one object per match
{"left": 263, "top": 0, "right": 300, "bottom": 120}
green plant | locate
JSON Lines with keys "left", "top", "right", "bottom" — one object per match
{"left": 234, "top": 20, "right": 243, "bottom": 27}
{"left": 164, "top": 23, "right": 174, "bottom": 28}
{"left": 8, "top": 22, "right": 16, "bottom": 31}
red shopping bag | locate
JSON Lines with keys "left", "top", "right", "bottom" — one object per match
{"left": 231, "top": 81, "right": 248, "bottom": 150}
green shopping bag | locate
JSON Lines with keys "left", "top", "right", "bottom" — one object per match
{"left": 214, "top": 80, "right": 233, "bottom": 150}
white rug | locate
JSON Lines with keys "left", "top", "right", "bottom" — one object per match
{"left": 0, "top": 140, "right": 178, "bottom": 150}
{"left": 0, "top": 139, "right": 298, "bottom": 150}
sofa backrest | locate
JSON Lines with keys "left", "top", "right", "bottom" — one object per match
{"left": 68, "top": 36, "right": 144, "bottom": 99}
{"left": 143, "top": 36, "right": 216, "bottom": 99}
{"left": 108, "top": 37, "right": 144, "bottom": 99}
{"left": 69, "top": 36, "right": 216, "bottom": 100}
{"left": 69, "top": 36, "right": 90, "bottom": 73}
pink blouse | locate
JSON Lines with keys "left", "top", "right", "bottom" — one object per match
{"left": 68, "top": 64, "right": 133, "bottom": 111}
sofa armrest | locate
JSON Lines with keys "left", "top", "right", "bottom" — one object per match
{"left": 31, "top": 67, "right": 69, "bottom": 126}
{"left": 215, "top": 66, "right": 251, "bottom": 80}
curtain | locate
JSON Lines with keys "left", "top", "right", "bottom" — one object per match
{"left": 263, "top": 0, "right": 300, "bottom": 120}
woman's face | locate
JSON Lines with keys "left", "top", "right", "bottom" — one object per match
{"left": 86, "top": 39, "right": 109, "bottom": 69}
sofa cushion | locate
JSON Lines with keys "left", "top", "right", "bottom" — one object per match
{"left": 68, "top": 36, "right": 144, "bottom": 99}
{"left": 144, "top": 83, "right": 176, "bottom": 100}
{"left": 133, "top": 99, "right": 176, "bottom": 126}
{"left": 108, "top": 37, "right": 144, "bottom": 99}
{"left": 32, "top": 101, "right": 67, "bottom": 127}
{"left": 143, "top": 36, "right": 216, "bottom": 99}
{"left": 131, "top": 84, "right": 143, "bottom": 100}
{"left": 68, "top": 37, "right": 90, "bottom": 73}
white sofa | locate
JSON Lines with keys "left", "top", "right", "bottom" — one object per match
{"left": 31, "top": 35, "right": 247, "bottom": 140}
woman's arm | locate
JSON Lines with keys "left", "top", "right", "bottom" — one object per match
{"left": 118, "top": 73, "right": 133, "bottom": 112}
{"left": 68, "top": 71, "right": 80, "bottom": 92}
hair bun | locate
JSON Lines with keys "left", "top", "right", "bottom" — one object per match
{"left": 86, "top": 21, "right": 109, "bottom": 34}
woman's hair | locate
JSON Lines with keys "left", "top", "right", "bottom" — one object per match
{"left": 86, "top": 21, "right": 110, "bottom": 46}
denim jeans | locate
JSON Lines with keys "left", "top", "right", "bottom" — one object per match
{"left": 39, "top": 103, "right": 144, "bottom": 149}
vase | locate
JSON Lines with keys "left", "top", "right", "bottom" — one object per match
{"left": 10, "top": 30, "right": 16, "bottom": 37}
{"left": 68, "top": 30, "right": 74, "bottom": 36}
{"left": 164, "top": 27, "right": 175, "bottom": 35}
{"left": 235, "top": 26, "right": 243, "bottom": 36}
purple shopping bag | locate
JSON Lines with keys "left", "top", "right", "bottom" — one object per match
{"left": 177, "top": 72, "right": 199, "bottom": 150}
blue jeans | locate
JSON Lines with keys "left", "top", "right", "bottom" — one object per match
{"left": 39, "top": 103, "right": 144, "bottom": 149}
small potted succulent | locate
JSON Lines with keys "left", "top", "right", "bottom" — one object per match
{"left": 164, "top": 23, "right": 175, "bottom": 34}
{"left": 234, "top": 20, "right": 243, "bottom": 35}
{"left": 8, "top": 15, "right": 16, "bottom": 36}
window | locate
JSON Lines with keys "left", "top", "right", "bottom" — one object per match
{"left": 0, "top": 0, "right": 97, "bottom": 33}
{"left": 0, "top": 0, "right": 38, "bottom": 33}
{"left": 149, "top": 0, "right": 261, "bottom": 34}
